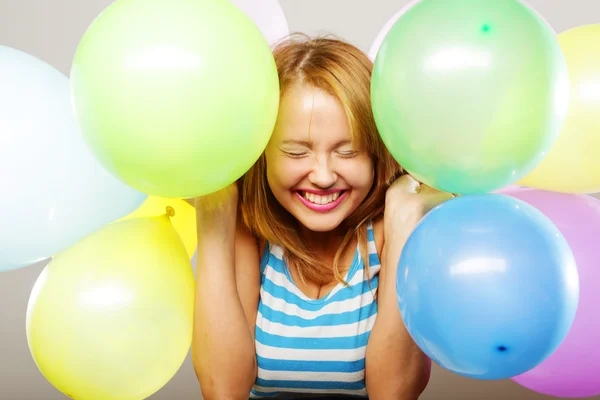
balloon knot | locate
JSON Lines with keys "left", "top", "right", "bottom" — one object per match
{"left": 165, "top": 206, "right": 176, "bottom": 218}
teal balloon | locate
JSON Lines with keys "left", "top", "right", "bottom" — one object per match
{"left": 372, "top": 0, "right": 569, "bottom": 194}
{"left": 0, "top": 46, "right": 146, "bottom": 272}
{"left": 397, "top": 195, "right": 579, "bottom": 379}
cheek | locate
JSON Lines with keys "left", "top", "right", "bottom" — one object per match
{"left": 340, "top": 159, "right": 374, "bottom": 191}
{"left": 266, "top": 157, "right": 307, "bottom": 191}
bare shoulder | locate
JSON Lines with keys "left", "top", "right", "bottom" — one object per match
{"left": 372, "top": 217, "right": 385, "bottom": 258}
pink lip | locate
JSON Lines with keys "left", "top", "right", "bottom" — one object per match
{"left": 294, "top": 190, "right": 348, "bottom": 213}
{"left": 296, "top": 188, "right": 346, "bottom": 195}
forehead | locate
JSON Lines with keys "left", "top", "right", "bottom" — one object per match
{"left": 271, "top": 83, "right": 352, "bottom": 145}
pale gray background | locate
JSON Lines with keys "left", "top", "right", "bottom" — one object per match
{"left": 1, "top": 0, "right": 599, "bottom": 399}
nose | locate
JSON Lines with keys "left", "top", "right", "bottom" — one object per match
{"left": 308, "top": 155, "right": 337, "bottom": 189}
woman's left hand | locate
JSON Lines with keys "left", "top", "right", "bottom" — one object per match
{"left": 384, "top": 174, "right": 455, "bottom": 240}
{"left": 369, "top": 174, "right": 450, "bottom": 399}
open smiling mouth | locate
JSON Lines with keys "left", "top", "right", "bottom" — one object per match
{"left": 294, "top": 190, "right": 349, "bottom": 212}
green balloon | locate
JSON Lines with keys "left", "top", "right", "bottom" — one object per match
{"left": 371, "top": 0, "right": 569, "bottom": 194}
{"left": 71, "top": 0, "right": 280, "bottom": 198}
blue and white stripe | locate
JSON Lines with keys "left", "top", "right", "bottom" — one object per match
{"left": 251, "top": 222, "right": 381, "bottom": 398}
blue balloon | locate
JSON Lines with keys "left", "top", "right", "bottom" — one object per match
{"left": 396, "top": 194, "right": 579, "bottom": 380}
{"left": 0, "top": 46, "right": 147, "bottom": 272}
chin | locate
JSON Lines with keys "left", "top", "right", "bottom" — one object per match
{"left": 293, "top": 211, "right": 346, "bottom": 233}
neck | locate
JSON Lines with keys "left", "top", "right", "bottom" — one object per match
{"left": 297, "top": 223, "right": 347, "bottom": 256}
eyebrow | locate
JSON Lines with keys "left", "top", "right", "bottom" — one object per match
{"left": 281, "top": 139, "right": 311, "bottom": 146}
{"left": 280, "top": 139, "right": 353, "bottom": 147}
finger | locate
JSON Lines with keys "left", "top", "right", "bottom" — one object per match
{"left": 418, "top": 184, "right": 454, "bottom": 197}
{"left": 418, "top": 184, "right": 441, "bottom": 195}
{"left": 391, "top": 174, "right": 421, "bottom": 193}
{"left": 418, "top": 185, "right": 456, "bottom": 204}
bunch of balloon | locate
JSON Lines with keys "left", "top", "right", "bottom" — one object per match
{"left": 519, "top": 24, "right": 600, "bottom": 194}
{"left": 370, "top": 0, "right": 585, "bottom": 386}
{"left": 370, "top": 0, "right": 569, "bottom": 195}
{"left": 70, "top": 0, "right": 281, "bottom": 200}
{"left": 26, "top": 211, "right": 195, "bottom": 400}
{"left": 22, "top": 1, "right": 291, "bottom": 399}
{"left": 0, "top": 46, "right": 146, "bottom": 273}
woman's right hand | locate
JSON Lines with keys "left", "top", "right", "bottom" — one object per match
{"left": 194, "top": 182, "right": 239, "bottom": 218}
{"left": 191, "top": 179, "right": 260, "bottom": 398}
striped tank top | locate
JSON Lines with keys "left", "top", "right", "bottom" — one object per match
{"left": 251, "top": 222, "right": 381, "bottom": 398}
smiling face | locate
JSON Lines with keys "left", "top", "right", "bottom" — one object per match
{"left": 265, "top": 83, "right": 375, "bottom": 233}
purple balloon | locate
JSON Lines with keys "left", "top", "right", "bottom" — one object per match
{"left": 492, "top": 184, "right": 524, "bottom": 194}
{"left": 504, "top": 188, "right": 600, "bottom": 398}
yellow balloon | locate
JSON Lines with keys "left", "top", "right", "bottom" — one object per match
{"left": 119, "top": 197, "right": 197, "bottom": 259}
{"left": 519, "top": 24, "right": 600, "bottom": 193}
{"left": 26, "top": 215, "right": 195, "bottom": 400}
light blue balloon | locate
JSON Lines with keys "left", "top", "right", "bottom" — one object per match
{"left": 396, "top": 194, "right": 579, "bottom": 380}
{"left": 0, "top": 46, "right": 147, "bottom": 272}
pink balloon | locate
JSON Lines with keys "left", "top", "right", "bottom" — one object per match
{"left": 367, "top": 0, "right": 420, "bottom": 61}
{"left": 503, "top": 188, "right": 600, "bottom": 398}
{"left": 493, "top": 184, "right": 525, "bottom": 194}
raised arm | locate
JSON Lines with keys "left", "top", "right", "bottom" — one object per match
{"left": 365, "top": 216, "right": 431, "bottom": 400}
{"left": 191, "top": 184, "right": 261, "bottom": 399}
{"left": 366, "top": 175, "right": 453, "bottom": 399}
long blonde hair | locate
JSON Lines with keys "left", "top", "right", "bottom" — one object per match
{"left": 241, "top": 34, "right": 404, "bottom": 285}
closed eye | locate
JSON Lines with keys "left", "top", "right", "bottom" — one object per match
{"left": 336, "top": 150, "right": 360, "bottom": 158}
{"left": 282, "top": 150, "right": 309, "bottom": 158}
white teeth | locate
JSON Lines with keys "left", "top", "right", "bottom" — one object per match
{"left": 302, "top": 191, "right": 342, "bottom": 205}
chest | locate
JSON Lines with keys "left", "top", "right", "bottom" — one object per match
{"left": 251, "top": 228, "right": 382, "bottom": 397}
{"left": 253, "top": 263, "right": 378, "bottom": 398}
{"left": 287, "top": 243, "right": 358, "bottom": 300}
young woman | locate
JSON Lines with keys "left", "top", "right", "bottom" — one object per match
{"left": 192, "top": 34, "right": 453, "bottom": 399}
